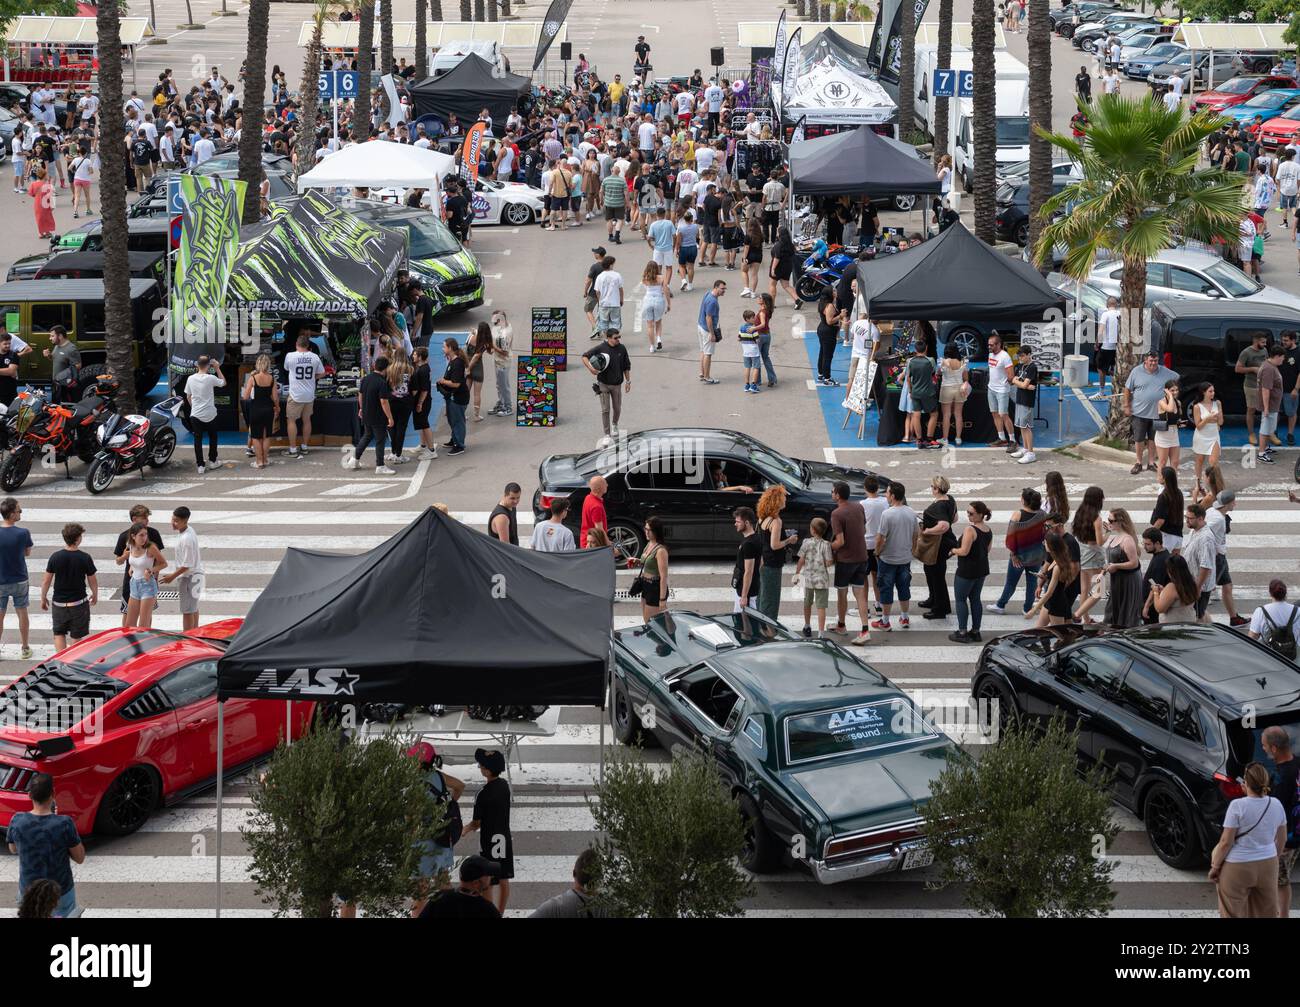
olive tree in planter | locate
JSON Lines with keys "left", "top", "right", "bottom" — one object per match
{"left": 244, "top": 724, "right": 441, "bottom": 918}
{"left": 919, "top": 717, "right": 1119, "bottom": 918}
{"left": 588, "top": 749, "right": 754, "bottom": 918}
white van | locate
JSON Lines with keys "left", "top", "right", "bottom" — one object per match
{"left": 950, "top": 80, "right": 1031, "bottom": 191}
{"left": 428, "top": 40, "right": 511, "bottom": 78}
{"left": 913, "top": 47, "right": 1029, "bottom": 139}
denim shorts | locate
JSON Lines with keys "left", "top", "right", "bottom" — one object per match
{"left": 1260, "top": 411, "right": 1280, "bottom": 437}
{"left": 1283, "top": 393, "right": 1298, "bottom": 419}
{"left": 987, "top": 388, "right": 1010, "bottom": 415}
{"left": 0, "top": 580, "right": 29, "bottom": 612}
{"left": 877, "top": 560, "right": 912, "bottom": 605}
{"left": 130, "top": 576, "right": 158, "bottom": 600}
{"left": 416, "top": 838, "right": 455, "bottom": 880}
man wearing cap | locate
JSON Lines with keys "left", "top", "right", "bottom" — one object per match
{"left": 407, "top": 741, "right": 465, "bottom": 914}
{"left": 583, "top": 328, "right": 631, "bottom": 448}
{"left": 1204, "top": 490, "right": 1249, "bottom": 627}
{"left": 463, "top": 748, "right": 513, "bottom": 913}
{"left": 583, "top": 247, "right": 607, "bottom": 337}
{"left": 417, "top": 856, "right": 502, "bottom": 919}
{"left": 634, "top": 35, "right": 651, "bottom": 86}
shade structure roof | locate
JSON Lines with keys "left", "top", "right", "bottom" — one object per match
{"left": 854, "top": 222, "right": 1065, "bottom": 321}
{"left": 408, "top": 53, "right": 532, "bottom": 125}
{"left": 297, "top": 139, "right": 455, "bottom": 193}
{"left": 296, "top": 19, "right": 565, "bottom": 49}
{"left": 790, "top": 126, "right": 941, "bottom": 198}
{"left": 218, "top": 507, "right": 614, "bottom": 707}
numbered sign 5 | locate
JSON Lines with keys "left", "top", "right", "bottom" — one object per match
{"left": 317, "top": 72, "right": 332, "bottom": 97}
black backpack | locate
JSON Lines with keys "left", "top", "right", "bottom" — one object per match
{"left": 427, "top": 770, "right": 463, "bottom": 848}
{"left": 1260, "top": 605, "right": 1299, "bottom": 661}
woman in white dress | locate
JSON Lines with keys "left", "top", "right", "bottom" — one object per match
{"left": 1191, "top": 382, "right": 1223, "bottom": 497}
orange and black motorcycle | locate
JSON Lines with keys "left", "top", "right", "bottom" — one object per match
{"left": 0, "top": 373, "right": 120, "bottom": 492}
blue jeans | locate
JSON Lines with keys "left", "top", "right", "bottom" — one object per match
{"left": 996, "top": 558, "right": 1039, "bottom": 612}
{"left": 447, "top": 400, "right": 467, "bottom": 448}
{"left": 954, "top": 575, "right": 986, "bottom": 633}
{"left": 758, "top": 332, "right": 777, "bottom": 384}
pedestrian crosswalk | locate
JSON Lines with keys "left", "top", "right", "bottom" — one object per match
{"left": 2, "top": 479, "right": 1295, "bottom": 918}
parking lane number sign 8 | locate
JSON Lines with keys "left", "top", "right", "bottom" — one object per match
{"left": 957, "top": 70, "right": 974, "bottom": 97}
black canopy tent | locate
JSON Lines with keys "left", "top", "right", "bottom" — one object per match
{"left": 804, "top": 27, "right": 876, "bottom": 74}
{"left": 854, "top": 222, "right": 1065, "bottom": 320}
{"left": 788, "top": 126, "right": 943, "bottom": 199}
{"left": 211, "top": 506, "right": 615, "bottom": 914}
{"left": 409, "top": 54, "right": 532, "bottom": 128}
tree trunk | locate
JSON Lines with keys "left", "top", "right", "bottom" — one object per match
{"left": 380, "top": 0, "right": 394, "bottom": 75}
{"left": 1103, "top": 256, "right": 1148, "bottom": 442}
{"left": 239, "top": 0, "right": 270, "bottom": 225}
{"left": 1026, "top": 0, "right": 1051, "bottom": 260}
{"left": 97, "top": 0, "right": 136, "bottom": 410}
{"left": 896, "top": 0, "right": 916, "bottom": 141}
{"left": 488, "top": 0, "right": 498, "bottom": 21}
{"left": 460, "top": 0, "right": 471, "bottom": 21}
{"left": 971, "top": 0, "right": 996, "bottom": 244}
{"left": 430, "top": 0, "right": 442, "bottom": 21}
{"left": 502, "top": 0, "right": 511, "bottom": 16}
{"left": 296, "top": 17, "right": 325, "bottom": 175}
{"left": 933, "top": 0, "right": 952, "bottom": 162}
{"left": 474, "top": 0, "right": 484, "bottom": 20}
{"left": 415, "top": 0, "right": 428, "bottom": 79}
{"left": 356, "top": 4, "right": 374, "bottom": 141}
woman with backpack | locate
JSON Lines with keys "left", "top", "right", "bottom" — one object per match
{"left": 1249, "top": 579, "right": 1300, "bottom": 660}
{"left": 406, "top": 741, "right": 465, "bottom": 915}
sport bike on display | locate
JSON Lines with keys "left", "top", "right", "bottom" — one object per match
{"left": 0, "top": 372, "right": 120, "bottom": 492}
{"left": 83, "top": 395, "right": 182, "bottom": 494}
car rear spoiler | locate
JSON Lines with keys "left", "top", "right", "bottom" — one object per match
{"left": 24, "top": 736, "right": 74, "bottom": 760}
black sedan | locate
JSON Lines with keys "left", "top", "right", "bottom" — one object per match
{"left": 972, "top": 623, "right": 1300, "bottom": 868}
{"left": 534, "top": 428, "right": 875, "bottom": 561}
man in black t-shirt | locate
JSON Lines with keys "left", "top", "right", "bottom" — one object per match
{"left": 418, "top": 855, "right": 502, "bottom": 919}
{"left": 345, "top": 357, "right": 394, "bottom": 473}
{"left": 1280, "top": 329, "right": 1299, "bottom": 445}
{"left": 113, "top": 505, "right": 164, "bottom": 624}
{"left": 1075, "top": 66, "right": 1091, "bottom": 103}
{"left": 701, "top": 184, "right": 723, "bottom": 266}
{"left": 130, "top": 128, "right": 154, "bottom": 192}
{"left": 443, "top": 179, "right": 471, "bottom": 241}
{"left": 1010, "top": 346, "right": 1039, "bottom": 465}
{"left": 40, "top": 523, "right": 97, "bottom": 651}
{"left": 1263, "top": 725, "right": 1300, "bottom": 916}
{"left": 732, "top": 506, "right": 761, "bottom": 610}
{"left": 0, "top": 334, "right": 18, "bottom": 408}
{"left": 406, "top": 279, "right": 436, "bottom": 349}
{"left": 582, "top": 246, "right": 607, "bottom": 335}
{"left": 1139, "top": 528, "right": 1168, "bottom": 625}
{"left": 583, "top": 330, "right": 631, "bottom": 447}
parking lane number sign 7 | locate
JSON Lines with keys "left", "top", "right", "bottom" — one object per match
{"left": 932, "top": 69, "right": 955, "bottom": 98}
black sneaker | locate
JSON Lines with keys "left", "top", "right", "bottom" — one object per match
{"left": 1289, "top": 433, "right": 1296, "bottom": 446}
{"left": 244, "top": 447, "right": 256, "bottom": 458}
{"left": 1260, "top": 452, "right": 1276, "bottom": 464}
{"left": 448, "top": 445, "right": 466, "bottom": 455}
{"left": 801, "top": 626, "right": 812, "bottom": 638}
{"left": 444, "top": 440, "right": 456, "bottom": 447}
{"left": 947, "top": 630, "right": 970, "bottom": 643}
{"left": 966, "top": 631, "right": 983, "bottom": 643}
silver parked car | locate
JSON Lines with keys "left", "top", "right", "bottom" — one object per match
{"left": 1087, "top": 248, "right": 1300, "bottom": 312}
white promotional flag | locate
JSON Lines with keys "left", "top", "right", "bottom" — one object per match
{"left": 773, "top": 9, "right": 789, "bottom": 82}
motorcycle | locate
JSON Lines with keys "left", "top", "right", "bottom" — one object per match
{"left": 84, "top": 395, "right": 182, "bottom": 495}
{"left": 795, "top": 241, "right": 857, "bottom": 303}
{"left": 0, "top": 372, "right": 119, "bottom": 492}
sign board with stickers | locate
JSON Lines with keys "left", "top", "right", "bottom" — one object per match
{"left": 516, "top": 355, "right": 558, "bottom": 426}
{"left": 1019, "top": 320, "right": 1063, "bottom": 374}
{"left": 530, "top": 306, "right": 568, "bottom": 370}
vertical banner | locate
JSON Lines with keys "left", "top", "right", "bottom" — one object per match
{"left": 516, "top": 356, "right": 558, "bottom": 426}
{"left": 779, "top": 27, "right": 802, "bottom": 121}
{"left": 877, "top": 0, "right": 931, "bottom": 85}
{"left": 791, "top": 114, "right": 807, "bottom": 144}
{"left": 529, "top": 306, "right": 568, "bottom": 371}
{"left": 867, "top": 0, "right": 902, "bottom": 71}
{"left": 772, "top": 9, "right": 789, "bottom": 81}
{"left": 380, "top": 73, "right": 404, "bottom": 128}
{"left": 169, "top": 175, "right": 247, "bottom": 375}
{"left": 532, "top": 0, "right": 575, "bottom": 72}
{"left": 459, "top": 121, "right": 489, "bottom": 186}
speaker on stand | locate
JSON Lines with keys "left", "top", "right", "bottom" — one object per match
{"left": 560, "top": 41, "right": 572, "bottom": 85}
{"left": 710, "top": 46, "right": 724, "bottom": 68}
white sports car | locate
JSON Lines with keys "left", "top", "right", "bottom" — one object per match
{"left": 467, "top": 178, "right": 546, "bottom": 226}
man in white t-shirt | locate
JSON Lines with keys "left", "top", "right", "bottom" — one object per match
{"left": 1094, "top": 296, "right": 1121, "bottom": 400}
{"left": 694, "top": 143, "right": 715, "bottom": 174}
{"left": 1249, "top": 581, "right": 1300, "bottom": 654}
{"left": 593, "top": 260, "right": 624, "bottom": 333}
{"left": 282, "top": 331, "right": 325, "bottom": 458}
{"left": 674, "top": 166, "right": 698, "bottom": 217}
{"left": 183, "top": 355, "right": 226, "bottom": 474}
{"left": 860, "top": 474, "right": 888, "bottom": 614}
{"left": 1103, "top": 69, "right": 1121, "bottom": 95}
{"left": 637, "top": 115, "right": 656, "bottom": 158}
{"left": 674, "top": 89, "right": 695, "bottom": 124}
{"left": 703, "top": 80, "right": 724, "bottom": 131}
{"left": 77, "top": 93, "right": 99, "bottom": 126}
{"left": 161, "top": 507, "right": 204, "bottom": 630}
{"left": 986, "top": 333, "right": 1015, "bottom": 448}
{"left": 1277, "top": 150, "right": 1299, "bottom": 229}
{"left": 1170, "top": 72, "right": 1185, "bottom": 100}
{"left": 192, "top": 130, "right": 216, "bottom": 165}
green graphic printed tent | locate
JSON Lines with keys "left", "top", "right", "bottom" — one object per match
{"left": 227, "top": 189, "right": 408, "bottom": 318}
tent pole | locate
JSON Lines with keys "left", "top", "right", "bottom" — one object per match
{"left": 286, "top": 700, "right": 292, "bottom": 746}
{"left": 216, "top": 698, "right": 224, "bottom": 919}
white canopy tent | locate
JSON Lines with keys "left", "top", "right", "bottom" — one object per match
{"left": 772, "top": 58, "right": 896, "bottom": 125}
{"left": 296, "top": 141, "right": 455, "bottom": 207}
{"left": 3, "top": 15, "right": 151, "bottom": 87}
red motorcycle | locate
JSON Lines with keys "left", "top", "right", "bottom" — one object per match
{"left": 0, "top": 372, "right": 119, "bottom": 492}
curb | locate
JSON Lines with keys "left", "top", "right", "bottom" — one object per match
{"left": 1074, "top": 437, "right": 1134, "bottom": 467}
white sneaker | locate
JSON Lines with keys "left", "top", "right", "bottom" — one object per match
{"left": 341, "top": 455, "right": 358, "bottom": 470}
{"left": 389, "top": 454, "right": 409, "bottom": 464}
{"left": 986, "top": 602, "right": 1006, "bottom": 614}
{"left": 1018, "top": 451, "right": 1037, "bottom": 464}
{"left": 1009, "top": 447, "right": 1025, "bottom": 458}
{"left": 418, "top": 448, "right": 438, "bottom": 460}
{"left": 684, "top": 283, "right": 693, "bottom": 291}
{"left": 196, "top": 465, "right": 205, "bottom": 475}
{"left": 741, "top": 287, "right": 753, "bottom": 298}
{"left": 597, "top": 435, "right": 614, "bottom": 448}
{"left": 375, "top": 465, "right": 397, "bottom": 475}
{"left": 680, "top": 280, "right": 688, "bottom": 291}
{"left": 955, "top": 437, "right": 962, "bottom": 445}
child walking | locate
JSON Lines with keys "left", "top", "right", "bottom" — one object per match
{"left": 740, "top": 310, "right": 762, "bottom": 393}
{"left": 794, "top": 517, "right": 834, "bottom": 638}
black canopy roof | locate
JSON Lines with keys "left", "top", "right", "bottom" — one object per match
{"left": 854, "top": 222, "right": 1066, "bottom": 321}
{"left": 804, "top": 27, "right": 875, "bottom": 74}
{"left": 217, "top": 507, "right": 613, "bottom": 706}
{"left": 789, "top": 127, "right": 942, "bottom": 198}
{"left": 409, "top": 54, "right": 531, "bottom": 127}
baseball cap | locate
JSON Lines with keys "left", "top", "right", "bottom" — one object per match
{"left": 592, "top": 246, "right": 607, "bottom": 255}
{"left": 460, "top": 855, "right": 504, "bottom": 882}
{"left": 1215, "top": 490, "right": 1236, "bottom": 508}
{"left": 474, "top": 747, "right": 507, "bottom": 775}
{"left": 405, "top": 740, "right": 439, "bottom": 766}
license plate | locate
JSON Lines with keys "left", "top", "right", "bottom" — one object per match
{"left": 901, "top": 847, "right": 933, "bottom": 871}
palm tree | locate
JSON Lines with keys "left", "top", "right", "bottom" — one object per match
{"left": 415, "top": 0, "right": 428, "bottom": 80}
{"left": 239, "top": 0, "right": 270, "bottom": 226}
{"left": 896, "top": 0, "right": 916, "bottom": 141}
{"left": 501, "top": 0, "right": 510, "bottom": 16}
{"left": 296, "top": 0, "right": 333, "bottom": 175}
{"left": 1026, "top": 0, "right": 1052, "bottom": 257}
{"left": 97, "top": 0, "right": 136, "bottom": 409}
{"left": 380, "top": 0, "right": 394, "bottom": 75}
{"left": 932, "top": 0, "right": 952, "bottom": 164}
{"left": 474, "top": 0, "right": 485, "bottom": 21}
{"left": 1036, "top": 95, "right": 1244, "bottom": 440}
{"left": 460, "top": 0, "right": 470, "bottom": 21}
{"left": 970, "top": 0, "right": 996, "bottom": 243}
{"left": 356, "top": 3, "right": 374, "bottom": 141}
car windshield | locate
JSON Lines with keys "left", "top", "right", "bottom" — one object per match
{"left": 1216, "top": 77, "right": 1259, "bottom": 94}
{"left": 1203, "top": 259, "right": 1262, "bottom": 296}
{"left": 1167, "top": 52, "right": 1191, "bottom": 66}
{"left": 1281, "top": 107, "right": 1300, "bottom": 121}
{"left": 1146, "top": 44, "right": 1182, "bottom": 59}
{"left": 1243, "top": 92, "right": 1291, "bottom": 108}
{"left": 996, "top": 117, "right": 1031, "bottom": 145}
{"left": 741, "top": 439, "right": 805, "bottom": 486}
{"left": 784, "top": 699, "right": 939, "bottom": 765}
{"left": 395, "top": 215, "right": 462, "bottom": 257}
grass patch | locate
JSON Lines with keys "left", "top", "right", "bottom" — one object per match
{"left": 1095, "top": 436, "right": 1129, "bottom": 453}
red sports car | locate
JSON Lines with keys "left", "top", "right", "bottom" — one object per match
{"left": 1190, "top": 74, "right": 1297, "bottom": 114}
{"left": 0, "top": 620, "right": 313, "bottom": 837}
{"left": 1259, "top": 105, "right": 1300, "bottom": 149}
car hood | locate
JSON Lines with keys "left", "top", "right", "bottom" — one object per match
{"left": 413, "top": 247, "right": 481, "bottom": 282}
{"left": 496, "top": 182, "right": 545, "bottom": 203}
{"left": 784, "top": 743, "right": 960, "bottom": 833}
{"left": 1242, "top": 285, "right": 1300, "bottom": 311}
{"left": 799, "top": 458, "right": 872, "bottom": 494}
{"left": 1262, "top": 118, "right": 1300, "bottom": 134}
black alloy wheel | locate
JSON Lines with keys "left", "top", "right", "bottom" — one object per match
{"left": 95, "top": 766, "right": 160, "bottom": 835}
{"left": 737, "top": 792, "right": 780, "bottom": 874}
{"left": 1142, "top": 781, "right": 1202, "bottom": 869}
{"left": 974, "top": 677, "right": 1016, "bottom": 741}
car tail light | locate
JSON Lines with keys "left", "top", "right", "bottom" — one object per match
{"left": 1163, "top": 351, "right": 1173, "bottom": 370}
{"left": 826, "top": 821, "right": 923, "bottom": 861}
{"left": 0, "top": 763, "right": 35, "bottom": 793}
{"left": 1215, "top": 772, "right": 1245, "bottom": 800}
{"left": 539, "top": 492, "right": 569, "bottom": 510}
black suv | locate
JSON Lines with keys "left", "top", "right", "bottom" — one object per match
{"left": 973, "top": 623, "right": 1300, "bottom": 868}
